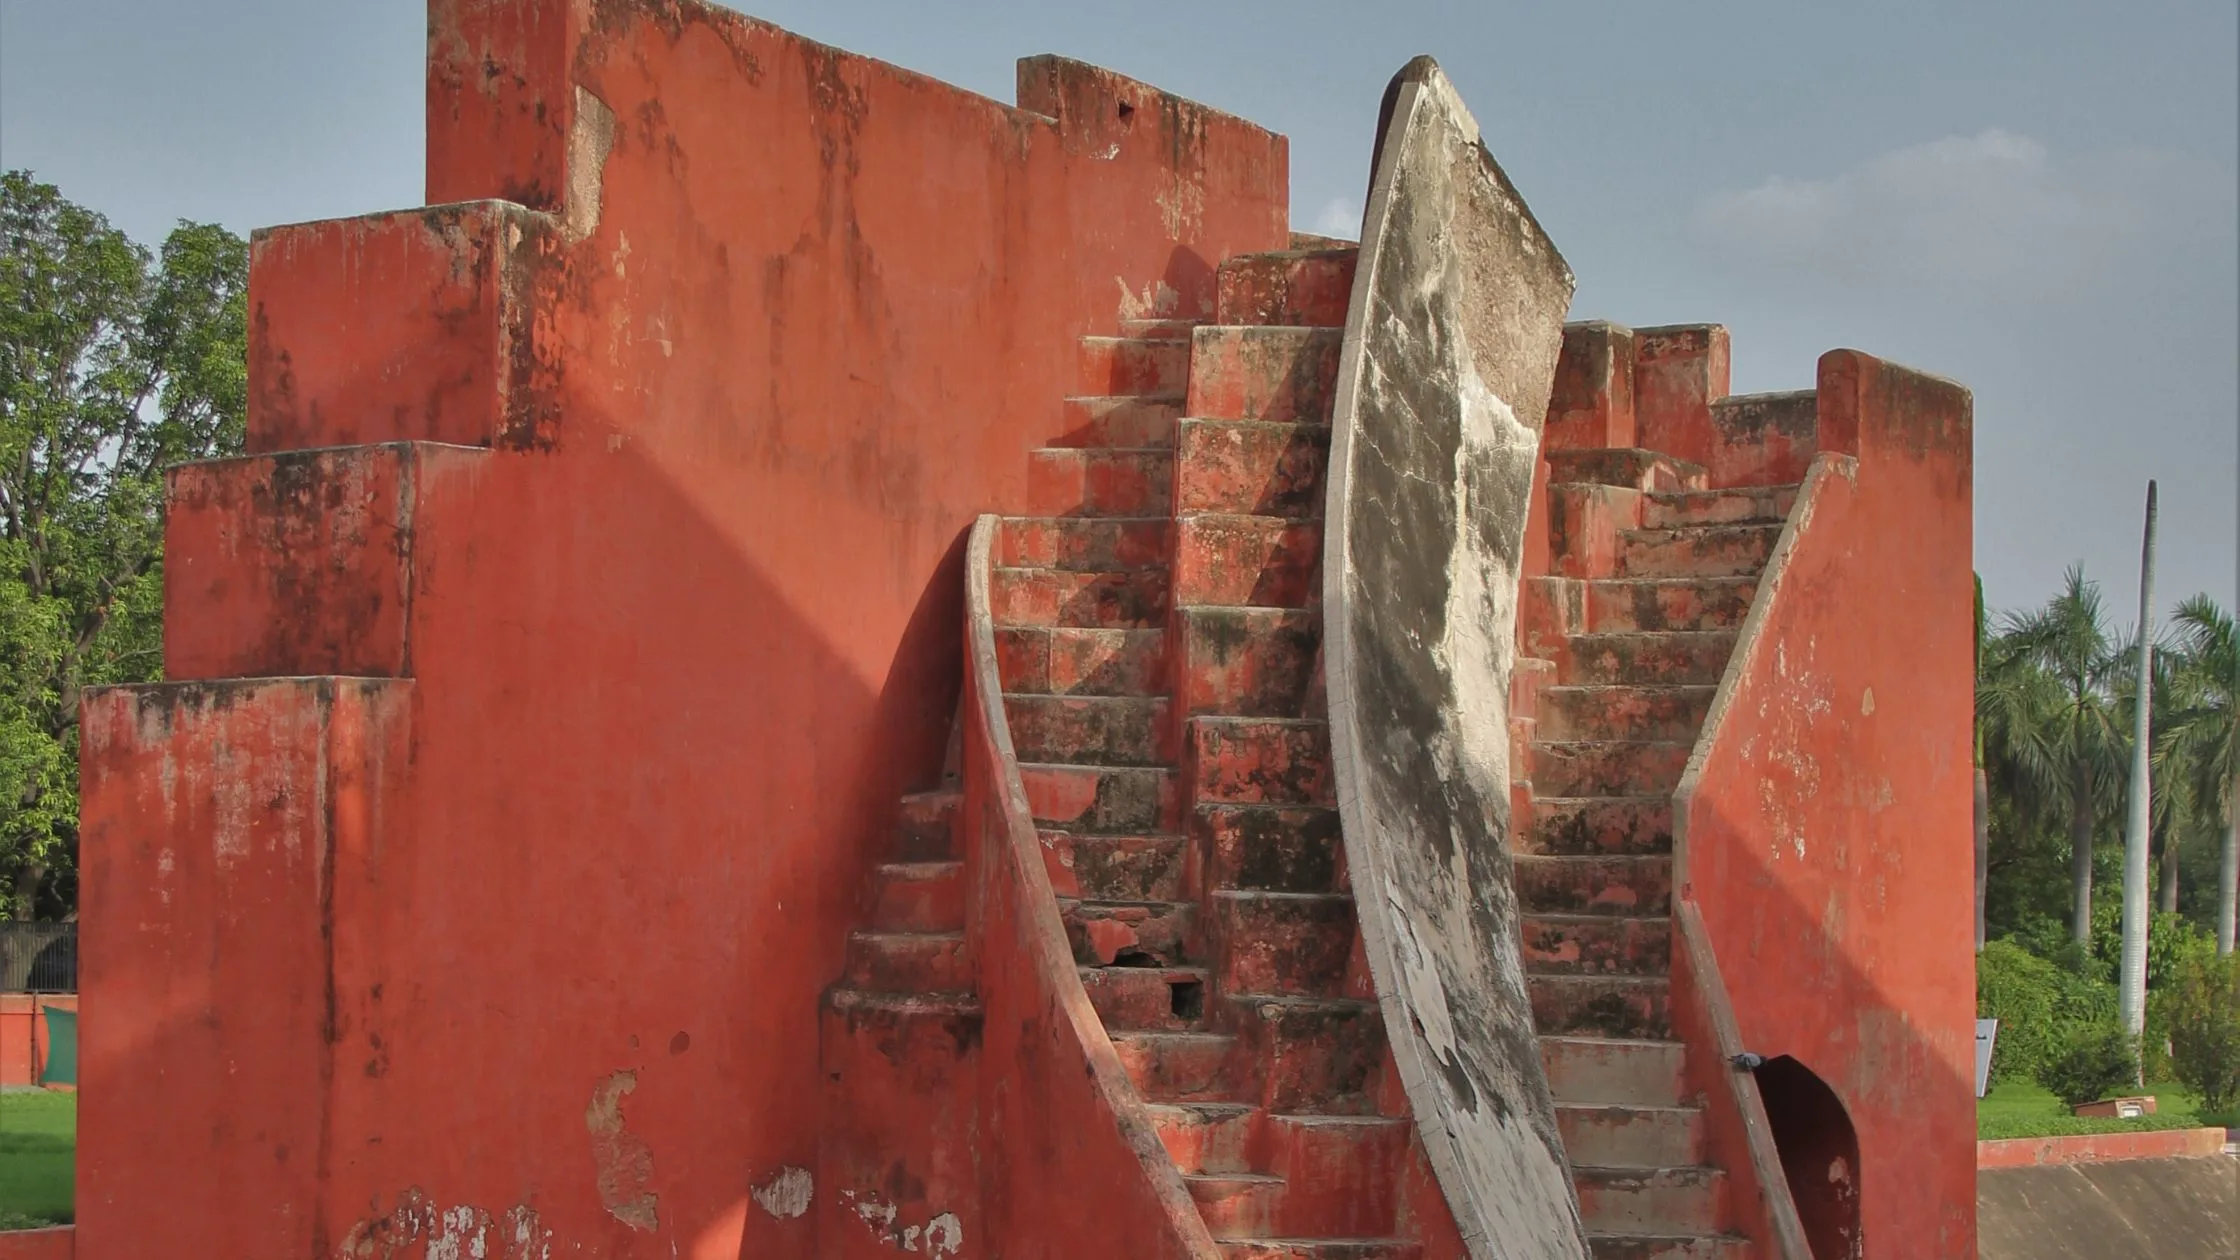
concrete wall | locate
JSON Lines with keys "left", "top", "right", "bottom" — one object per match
{"left": 77, "top": 2, "right": 1289, "bottom": 1255}
{"left": 1979, "top": 1157, "right": 2238, "bottom": 1260}
{"left": 1674, "top": 350, "right": 1977, "bottom": 1257}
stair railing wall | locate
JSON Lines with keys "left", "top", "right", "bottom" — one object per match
{"left": 959, "top": 515, "right": 1220, "bottom": 1260}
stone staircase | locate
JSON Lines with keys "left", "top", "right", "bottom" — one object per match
{"left": 1514, "top": 380, "right": 1806, "bottom": 1258}
{"left": 822, "top": 245, "right": 1813, "bottom": 1257}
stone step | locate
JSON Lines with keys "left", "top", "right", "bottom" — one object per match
{"left": 1039, "top": 830, "right": 1187, "bottom": 902}
{"left": 1174, "top": 515, "right": 1320, "bottom": 609}
{"left": 1023, "top": 447, "right": 1175, "bottom": 518}
{"left": 1199, "top": 804, "right": 1343, "bottom": 894}
{"left": 1521, "top": 796, "right": 1673, "bottom": 857}
{"left": 1001, "top": 516, "right": 1171, "bottom": 572}
{"left": 1616, "top": 525, "right": 1780, "bottom": 580}
{"left": 1541, "top": 1036, "right": 1688, "bottom": 1108}
{"left": 1556, "top": 1103, "right": 1705, "bottom": 1169}
{"left": 991, "top": 567, "right": 1169, "bottom": 629}
{"left": 893, "top": 788, "right": 961, "bottom": 862}
{"left": 844, "top": 931, "right": 970, "bottom": 995}
{"left": 1573, "top": 1166, "right": 1726, "bottom": 1236}
{"left": 1175, "top": 419, "right": 1331, "bottom": 520}
{"left": 1706, "top": 389, "right": 1817, "bottom": 489}
{"left": 1214, "top": 891, "right": 1356, "bottom": 998}
{"left": 1540, "top": 686, "right": 1715, "bottom": 743}
{"left": 1062, "top": 898, "right": 1199, "bottom": 967}
{"left": 1189, "top": 717, "right": 1335, "bottom": 808}
{"left": 1177, "top": 607, "right": 1323, "bottom": 719}
{"left": 1187, "top": 1148, "right": 1400, "bottom": 1241}
{"left": 1019, "top": 763, "right": 1179, "bottom": 834}
{"left": 1053, "top": 395, "right": 1183, "bottom": 449}
{"left": 1547, "top": 482, "right": 1643, "bottom": 579}
{"left": 1215, "top": 248, "right": 1358, "bottom": 328}
{"left": 1531, "top": 975, "right": 1673, "bottom": 1040}
{"left": 1522, "top": 914, "right": 1671, "bottom": 976}
{"left": 1111, "top": 1031, "right": 1240, "bottom": 1103}
{"left": 1079, "top": 336, "right": 1191, "bottom": 396}
{"left": 1584, "top": 578, "right": 1757, "bottom": 634}
{"left": 1640, "top": 485, "right": 1798, "bottom": 529}
{"left": 1586, "top": 1234, "right": 1748, "bottom": 1260}
{"left": 1217, "top": 1242, "right": 1422, "bottom": 1260}
{"left": 1514, "top": 854, "right": 1674, "bottom": 917}
{"left": 1005, "top": 694, "right": 1174, "bottom": 767}
{"left": 1150, "top": 1101, "right": 1258, "bottom": 1174}
{"left": 1531, "top": 741, "right": 1693, "bottom": 798}
{"left": 869, "top": 861, "right": 964, "bottom": 934}
{"left": 1186, "top": 326, "right": 1344, "bottom": 425}
{"left": 1261, "top": 1113, "right": 1411, "bottom": 1202}
{"left": 1229, "top": 995, "right": 1384, "bottom": 1114}
{"left": 1080, "top": 964, "right": 1210, "bottom": 1031}
{"left": 1121, "top": 317, "right": 1205, "bottom": 339}
{"left": 1560, "top": 632, "right": 1738, "bottom": 687}
{"left": 1546, "top": 448, "right": 1707, "bottom": 493}
{"left": 995, "top": 626, "right": 1167, "bottom": 697}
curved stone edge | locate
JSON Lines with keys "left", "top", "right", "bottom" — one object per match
{"left": 960, "top": 515, "right": 1221, "bottom": 1260}
{"left": 1320, "top": 57, "right": 1587, "bottom": 1260}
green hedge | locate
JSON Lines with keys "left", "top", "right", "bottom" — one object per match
{"left": 1977, "top": 939, "right": 2117, "bottom": 1087}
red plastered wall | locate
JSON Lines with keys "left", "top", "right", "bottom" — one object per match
{"left": 1677, "top": 350, "right": 1977, "bottom": 1257}
{"left": 78, "top": 2, "right": 1288, "bottom": 1255}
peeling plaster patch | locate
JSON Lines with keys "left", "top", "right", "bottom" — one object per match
{"left": 839, "top": 1189, "right": 963, "bottom": 1256}
{"left": 1155, "top": 176, "right": 1204, "bottom": 239}
{"left": 567, "top": 86, "right": 618, "bottom": 243}
{"left": 1114, "top": 276, "right": 1181, "bottom": 323}
{"left": 586, "top": 1070, "right": 660, "bottom": 1231}
{"left": 751, "top": 1165, "right": 814, "bottom": 1219}
{"left": 341, "top": 1193, "right": 552, "bottom": 1260}
{"left": 1860, "top": 687, "right": 1876, "bottom": 715}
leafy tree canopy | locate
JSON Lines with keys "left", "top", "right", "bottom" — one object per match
{"left": 0, "top": 169, "right": 247, "bottom": 919}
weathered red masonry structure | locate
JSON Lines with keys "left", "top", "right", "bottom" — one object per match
{"left": 64, "top": 2, "right": 1977, "bottom": 1257}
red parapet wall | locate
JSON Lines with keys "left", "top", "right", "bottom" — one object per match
{"left": 1674, "top": 349, "right": 1977, "bottom": 1257}
{"left": 1978, "top": 1128, "right": 2229, "bottom": 1169}
{"left": 80, "top": 2, "right": 1289, "bottom": 1256}
{"left": 0, "top": 995, "right": 74, "bottom": 1088}
{"left": 0, "top": 1229, "right": 73, "bottom": 1260}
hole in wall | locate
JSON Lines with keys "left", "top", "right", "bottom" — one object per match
{"left": 1755, "top": 1055, "right": 1864, "bottom": 1260}
{"left": 1112, "top": 948, "right": 1159, "bottom": 968}
{"left": 1116, "top": 100, "right": 1136, "bottom": 125}
{"left": 1168, "top": 979, "right": 1205, "bottom": 1021}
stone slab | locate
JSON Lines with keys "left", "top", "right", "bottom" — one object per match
{"left": 1320, "top": 54, "right": 1582, "bottom": 1260}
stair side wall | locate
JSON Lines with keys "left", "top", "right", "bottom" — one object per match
{"left": 1674, "top": 350, "right": 1976, "bottom": 1257}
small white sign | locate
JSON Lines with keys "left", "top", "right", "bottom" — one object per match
{"left": 1975, "top": 1019, "right": 1998, "bottom": 1098}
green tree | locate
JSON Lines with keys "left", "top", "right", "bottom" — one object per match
{"left": 2158, "top": 596, "right": 2238, "bottom": 953}
{"left": 2003, "top": 566, "right": 2128, "bottom": 944}
{"left": 0, "top": 170, "right": 247, "bottom": 919}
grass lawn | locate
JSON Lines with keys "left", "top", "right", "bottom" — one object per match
{"left": 1978, "top": 1076, "right": 2238, "bottom": 1140}
{"left": 0, "top": 1090, "right": 73, "bottom": 1228}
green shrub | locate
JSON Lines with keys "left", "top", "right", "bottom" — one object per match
{"left": 2038, "top": 1021, "right": 2141, "bottom": 1106}
{"left": 2160, "top": 952, "right": 2240, "bottom": 1113}
{"left": 1977, "top": 939, "right": 2118, "bottom": 1085}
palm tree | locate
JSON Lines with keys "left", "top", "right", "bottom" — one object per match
{"left": 2004, "top": 566, "right": 2127, "bottom": 944}
{"left": 2157, "top": 595, "right": 2238, "bottom": 953}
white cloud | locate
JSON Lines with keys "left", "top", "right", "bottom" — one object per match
{"left": 1309, "top": 195, "right": 1360, "bottom": 239}
{"left": 1693, "top": 130, "right": 2234, "bottom": 301}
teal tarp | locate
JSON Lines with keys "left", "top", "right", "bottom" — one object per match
{"left": 39, "top": 1005, "right": 74, "bottom": 1086}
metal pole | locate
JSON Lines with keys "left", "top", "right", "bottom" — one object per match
{"left": 2118, "top": 481, "right": 2157, "bottom": 1056}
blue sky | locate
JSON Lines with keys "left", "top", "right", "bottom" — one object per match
{"left": 3, "top": 0, "right": 2233, "bottom": 620}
